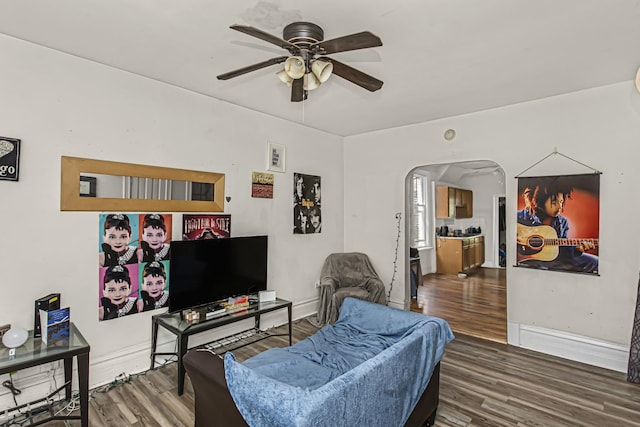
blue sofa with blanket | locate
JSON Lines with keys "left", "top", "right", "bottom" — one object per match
{"left": 184, "top": 297, "right": 454, "bottom": 427}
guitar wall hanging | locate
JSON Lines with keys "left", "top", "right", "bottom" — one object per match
{"left": 514, "top": 150, "right": 601, "bottom": 275}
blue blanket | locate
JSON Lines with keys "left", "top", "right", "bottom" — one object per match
{"left": 225, "top": 297, "right": 454, "bottom": 427}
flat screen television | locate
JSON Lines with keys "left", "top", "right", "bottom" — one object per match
{"left": 168, "top": 235, "right": 268, "bottom": 313}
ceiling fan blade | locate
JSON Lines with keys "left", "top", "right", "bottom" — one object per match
{"left": 217, "top": 56, "right": 288, "bottom": 80}
{"left": 291, "top": 78, "right": 305, "bottom": 102}
{"left": 312, "top": 31, "right": 382, "bottom": 55}
{"left": 230, "top": 24, "right": 299, "bottom": 54}
{"left": 321, "top": 57, "right": 383, "bottom": 92}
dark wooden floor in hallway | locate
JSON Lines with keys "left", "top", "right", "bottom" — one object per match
{"left": 411, "top": 267, "right": 507, "bottom": 343}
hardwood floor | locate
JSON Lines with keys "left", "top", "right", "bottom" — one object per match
{"left": 39, "top": 314, "right": 640, "bottom": 426}
{"left": 87, "top": 320, "right": 317, "bottom": 427}
{"left": 438, "top": 334, "right": 640, "bottom": 427}
{"left": 411, "top": 267, "right": 507, "bottom": 343}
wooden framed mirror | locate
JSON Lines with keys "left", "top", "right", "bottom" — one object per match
{"left": 61, "top": 156, "right": 225, "bottom": 212}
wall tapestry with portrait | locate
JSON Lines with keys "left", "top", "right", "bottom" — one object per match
{"left": 98, "top": 213, "right": 172, "bottom": 321}
{"left": 293, "top": 172, "right": 321, "bottom": 234}
{"left": 516, "top": 174, "right": 599, "bottom": 275}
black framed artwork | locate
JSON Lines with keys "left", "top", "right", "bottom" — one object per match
{"left": 0, "top": 137, "right": 21, "bottom": 181}
{"left": 79, "top": 176, "right": 97, "bottom": 197}
{"left": 293, "top": 172, "right": 321, "bottom": 234}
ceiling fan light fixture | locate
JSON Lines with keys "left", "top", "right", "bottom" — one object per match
{"left": 219, "top": 22, "right": 383, "bottom": 102}
{"left": 311, "top": 60, "right": 333, "bottom": 83}
{"left": 276, "top": 69, "right": 293, "bottom": 86}
{"left": 304, "top": 72, "right": 321, "bottom": 91}
{"left": 284, "top": 56, "right": 305, "bottom": 79}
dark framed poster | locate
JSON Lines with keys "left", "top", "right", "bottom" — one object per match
{"left": 0, "top": 137, "right": 21, "bottom": 181}
{"left": 293, "top": 173, "right": 321, "bottom": 234}
{"left": 182, "top": 214, "right": 231, "bottom": 240}
{"left": 516, "top": 173, "right": 599, "bottom": 275}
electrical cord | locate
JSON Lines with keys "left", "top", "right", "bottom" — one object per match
{"left": 0, "top": 370, "right": 78, "bottom": 427}
{"left": 5, "top": 341, "right": 217, "bottom": 425}
{"left": 90, "top": 358, "right": 177, "bottom": 397}
{"left": 3, "top": 374, "right": 21, "bottom": 407}
{"left": 49, "top": 362, "right": 58, "bottom": 399}
{"left": 53, "top": 390, "right": 80, "bottom": 417}
{"left": 387, "top": 212, "right": 402, "bottom": 303}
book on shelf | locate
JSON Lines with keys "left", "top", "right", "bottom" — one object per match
{"left": 39, "top": 307, "right": 71, "bottom": 345}
{"left": 34, "top": 293, "right": 60, "bottom": 338}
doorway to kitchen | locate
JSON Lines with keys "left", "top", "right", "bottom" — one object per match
{"left": 406, "top": 160, "right": 507, "bottom": 343}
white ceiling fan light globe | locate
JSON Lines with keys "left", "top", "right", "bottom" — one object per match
{"left": 284, "top": 56, "right": 305, "bottom": 79}
{"left": 276, "top": 70, "right": 293, "bottom": 87}
{"left": 311, "top": 60, "right": 333, "bottom": 83}
{"left": 2, "top": 327, "right": 28, "bottom": 348}
{"left": 303, "top": 72, "right": 321, "bottom": 91}
{"left": 636, "top": 66, "right": 640, "bottom": 93}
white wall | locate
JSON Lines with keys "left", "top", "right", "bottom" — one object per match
{"left": 344, "top": 82, "right": 640, "bottom": 356}
{"left": 2, "top": 28, "right": 639, "bottom": 408}
{"left": 457, "top": 173, "right": 506, "bottom": 267}
{"left": 0, "top": 33, "right": 343, "bottom": 400}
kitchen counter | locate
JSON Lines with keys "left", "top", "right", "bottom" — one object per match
{"left": 436, "top": 234, "right": 483, "bottom": 239}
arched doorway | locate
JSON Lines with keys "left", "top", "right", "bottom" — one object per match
{"left": 405, "top": 160, "right": 507, "bottom": 343}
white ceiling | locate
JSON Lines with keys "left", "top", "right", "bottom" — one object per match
{"left": 2, "top": 0, "right": 640, "bottom": 137}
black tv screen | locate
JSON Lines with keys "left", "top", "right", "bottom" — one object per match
{"left": 168, "top": 236, "right": 268, "bottom": 313}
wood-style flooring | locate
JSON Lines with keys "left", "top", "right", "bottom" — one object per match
{"left": 29, "top": 313, "right": 640, "bottom": 427}
{"left": 411, "top": 268, "right": 507, "bottom": 343}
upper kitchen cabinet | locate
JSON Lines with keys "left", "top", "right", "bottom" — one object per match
{"left": 436, "top": 186, "right": 473, "bottom": 218}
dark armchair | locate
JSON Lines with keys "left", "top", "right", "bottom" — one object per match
{"left": 315, "top": 252, "right": 387, "bottom": 325}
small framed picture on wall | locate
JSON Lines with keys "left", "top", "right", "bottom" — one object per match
{"left": 80, "top": 176, "right": 97, "bottom": 197}
{"left": 267, "top": 141, "right": 286, "bottom": 173}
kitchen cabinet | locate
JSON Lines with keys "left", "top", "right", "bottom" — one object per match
{"left": 458, "top": 189, "right": 473, "bottom": 218}
{"left": 463, "top": 238, "right": 474, "bottom": 271}
{"left": 435, "top": 186, "right": 452, "bottom": 218}
{"left": 436, "top": 236, "right": 484, "bottom": 275}
{"left": 435, "top": 186, "right": 473, "bottom": 218}
{"left": 474, "top": 236, "right": 485, "bottom": 268}
{"left": 436, "top": 237, "right": 462, "bottom": 275}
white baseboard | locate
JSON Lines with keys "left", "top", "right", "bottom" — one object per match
{"left": 388, "top": 298, "right": 405, "bottom": 310}
{"left": 513, "top": 323, "right": 629, "bottom": 372}
{"left": 290, "top": 297, "right": 319, "bottom": 320}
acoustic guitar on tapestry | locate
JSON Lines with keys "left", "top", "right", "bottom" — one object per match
{"left": 517, "top": 224, "right": 599, "bottom": 261}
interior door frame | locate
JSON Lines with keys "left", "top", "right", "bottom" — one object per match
{"left": 492, "top": 194, "right": 506, "bottom": 268}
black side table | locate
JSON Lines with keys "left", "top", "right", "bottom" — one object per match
{"left": 150, "top": 298, "right": 292, "bottom": 395}
{"left": 0, "top": 323, "right": 90, "bottom": 426}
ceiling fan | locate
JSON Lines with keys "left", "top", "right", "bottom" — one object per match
{"left": 217, "top": 22, "right": 383, "bottom": 102}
